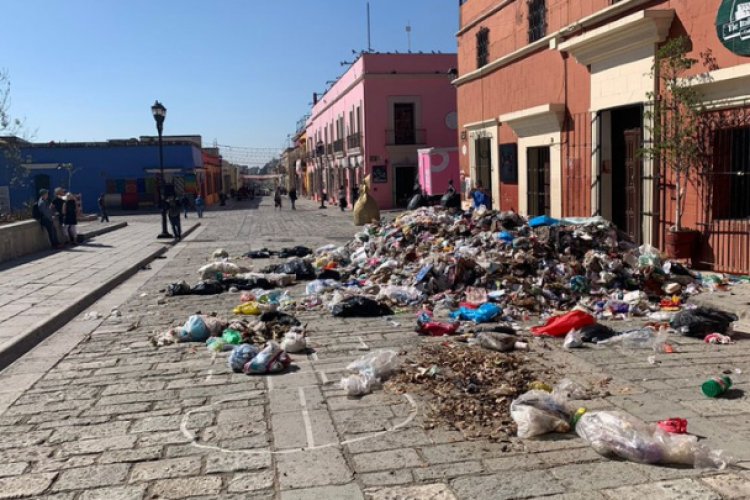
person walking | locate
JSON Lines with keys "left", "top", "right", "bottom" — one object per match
{"left": 181, "top": 194, "right": 191, "bottom": 219}
{"left": 274, "top": 186, "right": 283, "bottom": 210}
{"left": 195, "top": 194, "right": 205, "bottom": 218}
{"left": 319, "top": 188, "right": 327, "bottom": 209}
{"left": 289, "top": 187, "right": 297, "bottom": 210}
{"left": 35, "top": 189, "right": 62, "bottom": 249}
{"left": 338, "top": 185, "right": 347, "bottom": 212}
{"left": 51, "top": 187, "right": 67, "bottom": 243}
{"left": 62, "top": 193, "right": 78, "bottom": 244}
{"left": 167, "top": 197, "right": 182, "bottom": 240}
{"left": 98, "top": 193, "right": 109, "bottom": 222}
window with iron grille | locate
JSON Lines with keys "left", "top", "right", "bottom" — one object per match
{"left": 476, "top": 27, "right": 489, "bottom": 68}
{"left": 713, "top": 127, "right": 750, "bottom": 219}
{"left": 528, "top": 0, "right": 547, "bottom": 43}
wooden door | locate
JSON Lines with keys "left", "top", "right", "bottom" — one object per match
{"left": 624, "top": 128, "right": 642, "bottom": 243}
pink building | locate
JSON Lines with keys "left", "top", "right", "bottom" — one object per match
{"left": 305, "top": 53, "right": 458, "bottom": 209}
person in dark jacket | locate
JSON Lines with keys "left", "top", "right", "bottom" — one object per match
{"left": 167, "top": 197, "right": 182, "bottom": 240}
{"left": 98, "top": 193, "right": 109, "bottom": 222}
{"left": 51, "top": 187, "right": 66, "bottom": 242}
{"left": 289, "top": 188, "right": 297, "bottom": 210}
{"left": 37, "top": 189, "right": 61, "bottom": 248}
{"left": 62, "top": 193, "right": 78, "bottom": 244}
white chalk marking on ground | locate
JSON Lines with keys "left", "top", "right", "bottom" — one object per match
{"left": 319, "top": 371, "right": 329, "bottom": 385}
{"left": 265, "top": 375, "right": 274, "bottom": 391}
{"left": 179, "top": 393, "right": 418, "bottom": 456}
{"left": 357, "top": 336, "right": 369, "bottom": 351}
{"left": 298, "top": 387, "right": 315, "bottom": 448}
{"left": 205, "top": 370, "right": 214, "bottom": 382}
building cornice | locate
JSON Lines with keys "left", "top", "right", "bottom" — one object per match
{"left": 557, "top": 10, "right": 674, "bottom": 66}
{"left": 453, "top": 0, "right": 655, "bottom": 87}
{"left": 499, "top": 103, "right": 565, "bottom": 138}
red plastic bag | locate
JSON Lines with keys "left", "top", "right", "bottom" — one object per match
{"left": 416, "top": 322, "right": 459, "bottom": 337}
{"left": 531, "top": 310, "right": 596, "bottom": 338}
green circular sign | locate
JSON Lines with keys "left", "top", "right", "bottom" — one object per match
{"left": 717, "top": 0, "right": 750, "bottom": 56}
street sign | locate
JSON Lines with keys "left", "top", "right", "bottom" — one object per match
{"left": 717, "top": 0, "right": 750, "bottom": 56}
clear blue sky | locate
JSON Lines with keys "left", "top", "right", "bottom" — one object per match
{"left": 2, "top": 0, "right": 458, "bottom": 152}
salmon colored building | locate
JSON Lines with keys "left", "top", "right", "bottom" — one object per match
{"left": 456, "top": 0, "right": 750, "bottom": 273}
{"left": 306, "top": 52, "right": 458, "bottom": 209}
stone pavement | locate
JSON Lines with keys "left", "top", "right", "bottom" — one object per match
{"left": 0, "top": 197, "right": 749, "bottom": 499}
{"left": 0, "top": 218, "right": 199, "bottom": 371}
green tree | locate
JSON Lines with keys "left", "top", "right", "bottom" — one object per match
{"left": 642, "top": 36, "right": 710, "bottom": 231}
{"left": 0, "top": 69, "right": 30, "bottom": 188}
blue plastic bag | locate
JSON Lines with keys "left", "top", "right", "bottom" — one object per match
{"left": 497, "top": 231, "right": 514, "bottom": 243}
{"left": 179, "top": 315, "right": 210, "bottom": 342}
{"left": 228, "top": 343, "right": 260, "bottom": 372}
{"left": 450, "top": 303, "right": 502, "bottom": 323}
{"left": 528, "top": 215, "right": 560, "bottom": 228}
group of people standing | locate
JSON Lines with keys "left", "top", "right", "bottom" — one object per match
{"left": 35, "top": 187, "right": 81, "bottom": 249}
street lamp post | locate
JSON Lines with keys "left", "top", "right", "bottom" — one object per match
{"left": 56, "top": 163, "right": 77, "bottom": 191}
{"left": 151, "top": 100, "right": 171, "bottom": 238}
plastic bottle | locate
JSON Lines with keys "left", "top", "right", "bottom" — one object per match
{"left": 702, "top": 376, "right": 732, "bottom": 398}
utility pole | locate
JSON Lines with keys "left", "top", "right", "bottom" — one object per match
{"left": 367, "top": 1, "right": 372, "bottom": 52}
{"left": 406, "top": 23, "right": 412, "bottom": 52}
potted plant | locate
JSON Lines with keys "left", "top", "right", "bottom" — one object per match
{"left": 642, "top": 37, "right": 708, "bottom": 259}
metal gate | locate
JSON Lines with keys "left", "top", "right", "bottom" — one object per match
{"left": 624, "top": 128, "right": 643, "bottom": 243}
{"left": 527, "top": 146, "right": 550, "bottom": 216}
{"left": 563, "top": 112, "right": 594, "bottom": 217}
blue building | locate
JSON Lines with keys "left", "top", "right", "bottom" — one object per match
{"left": 0, "top": 137, "right": 203, "bottom": 214}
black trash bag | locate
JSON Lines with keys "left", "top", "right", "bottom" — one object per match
{"left": 670, "top": 307, "right": 738, "bottom": 337}
{"left": 441, "top": 192, "right": 461, "bottom": 209}
{"left": 190, "top": 280, "right": 225, "bottom": 295}
{"left": 331, "top": 296, "right": 393, "bottom": 317}
{"left": 579, "top": 323, "right": 619, "bottom": 343}
{"left": 278, "top": 246, "right": 313, "bottom": 258}
{"left": 223, "top": 277, "right": 274, "bottom": 291}
{"left": 271, "top": 258, "right": 316, "bottom": 281}
{"left": 166, "top": 281, "right": 192, "bottom": 296}
{"left": 259, "top": 311, "right": 301, "bottom": 327}
{"left": 245, "top": 248, "right": 273, "bottom": 259}
{"left": 317, "top": 269, "right": 342, "bottom": 281}
{"left": 407, "top": 194, "right": 424, "bottom": 211}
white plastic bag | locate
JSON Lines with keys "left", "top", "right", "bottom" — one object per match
{"left": 346, "top": 350, "right": 401, "bottom": 379}
{"left": 281, "top": 327, "right": 307, "bottom": 353}
{"left": 510, "top": 390, "right": 571, "bottom": 438}
{"left": 599, "top": 326, "right": 669, "bottom": 351}
{"left": 575, "top": 410, "right": 733, "bottom": 469}
{"left": 198, "top": 261, "right": 248, "bottom": 280}
{"left": 340, "top": 372, "right": 379, "bottom": 396}
{"left": 340, "top": 350, "right": 401, "bottom": 397}
{"left": 563, "top": 329, "right": 583, "bottom": 349}
{"left": 377, "top": 285, "right": 423, "bottom": 305}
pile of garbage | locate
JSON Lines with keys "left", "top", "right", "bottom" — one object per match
{"left": 386, "top": 343, "right": 547, "bottom": 441}
{"left": 297, "top": 207, "right": 719, "bottom": 322}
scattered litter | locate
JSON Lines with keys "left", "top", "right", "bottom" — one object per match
{"left": 704, "top": 333, "right": 734, "bottom": 344}
{"left": 83, "top": 311, "right": 102, "bottom": 320}
{"left": 702, "top": 375, "right": 732, "bottom": 398}
{"left": 341, "top": 350, "right": 401, "bottom": 397}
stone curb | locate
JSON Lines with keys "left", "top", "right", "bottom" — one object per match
{"left": 0, "top": 222, "right": 200, "bottom": 371}
{"left": 78, "top": 221, "right": 128, "bottom": 241}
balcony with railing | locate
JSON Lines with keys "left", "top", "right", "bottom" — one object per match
{"left": 333, "top": 139, "right": 344, "bottom": 154}
{"left": 347, "top": 132, "right": 362, "bottom": 150}
{"left": 386, "top": 128, "right": 426, "bottom": 146}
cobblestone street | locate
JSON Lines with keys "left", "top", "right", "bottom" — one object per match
{"left": 1, "top": 198, "right": 750, "bottom": 499}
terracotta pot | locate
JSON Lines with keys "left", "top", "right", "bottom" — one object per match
{"left": 666, "top": 229, "right": 699, "bottom": 259}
